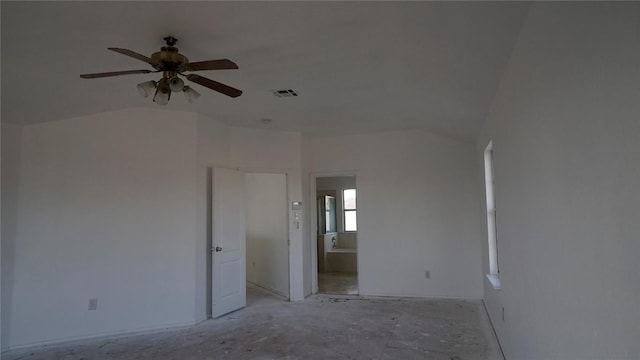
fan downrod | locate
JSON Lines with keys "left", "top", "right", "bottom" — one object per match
{"left": 164, "top": 36, "right": 178, "bottom": 46}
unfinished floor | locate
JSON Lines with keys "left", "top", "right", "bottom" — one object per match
{"left": 318, "top": 272, "right": 359, "bottom": 295}
{"left": 3, "top": 285, "right": 503, "bottom": 360}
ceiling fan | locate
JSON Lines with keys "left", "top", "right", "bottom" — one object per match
{"left": 80, "top": 36, "right": 242, "bottom": 105}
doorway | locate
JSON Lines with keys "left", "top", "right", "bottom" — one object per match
{"left": 207, "top": 168, "right": 289, "bottom": 319}
{"left": 244, "top": 173, "right": 290, "bottom": 299}
{"left": 314, "top": 175, "right": 358, "bottom": 295}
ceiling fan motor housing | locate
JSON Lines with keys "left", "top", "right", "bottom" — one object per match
{"left": 151, "top": 46, "right": 189, "bottom": 72}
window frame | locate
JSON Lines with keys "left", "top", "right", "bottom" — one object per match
{"left": 342, "top": 188, "right": 357, "bottom": 232}
{"left": 484, "top": 141, "right": 501, "bottom": 289}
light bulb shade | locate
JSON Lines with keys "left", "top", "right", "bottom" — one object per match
{"left": 153, "top": 90, "right": 170, "bottom": 105}
{"left": 153, "top": 81, "right": 171, "bottom": 105}
{"left": 183, "top": 86, "right": 201, "bottom": 103}
{"left": 137, "top": 80, "right": 157, "bottom": 98}
{"left": 169, "top": 77, "right": 185, "bottom": 92}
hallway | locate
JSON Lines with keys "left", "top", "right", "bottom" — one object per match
{"left": 4, "top": 285, "right": 502, "bottom": 360}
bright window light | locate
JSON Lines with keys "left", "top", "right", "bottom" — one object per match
{"left": 343, "top": 189, "right": 357, "bottom": 232}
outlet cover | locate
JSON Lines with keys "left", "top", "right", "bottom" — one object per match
{"left": 88, "top": 298, "right": 98, "bottom": 311}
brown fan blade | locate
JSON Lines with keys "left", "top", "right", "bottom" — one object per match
{"left": 80, "top": 70, "right": 153, "bottom": 79}
{"left": 108, "top": 48, "right": 159, "bottom": 67}
{"left": 186, "top": 74, "right": 242, "bottom": 98}
{"left": 185, "top": 59, "right": 239, "bottom": 72}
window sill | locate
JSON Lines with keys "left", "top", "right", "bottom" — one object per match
{"left": 327, "top": 248, "right": 356, "bottom": 254}
{"left": 486, "top": 274, "right": 502, "bottom": 290}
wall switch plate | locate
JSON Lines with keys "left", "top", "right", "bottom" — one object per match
{"left": 88, "top": 298, "right": 98, "bottom": 311}
{"left": 425, "top": 271, "right": 431, "bottom": 279}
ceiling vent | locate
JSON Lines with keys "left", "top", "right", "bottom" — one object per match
{"left": 272, "top": 89, "right": 298, "bottom": 97}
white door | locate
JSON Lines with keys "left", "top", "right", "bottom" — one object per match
{"left": 211, "top": 167, "right": 246, "bottom": 317}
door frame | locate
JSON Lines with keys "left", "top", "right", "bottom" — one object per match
{"left": 309, "top": 171, "right": 359, "bottom": 294}
{"left": 206, "top": 166, "right": 292, "bottom": 316}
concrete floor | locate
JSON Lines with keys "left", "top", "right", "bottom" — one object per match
{"left": 3, "top": 285, "right": 503, "bottom": 360}
{"left": 318, "top": 272, "right": 359, "bottom": 295}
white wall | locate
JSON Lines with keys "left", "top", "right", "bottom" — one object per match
{"left": 1, "top": 123, "right": 23, "bottom": 350}
{"left": 1, "top": 110, "right": 312, "bottom": 348}
{"left": 308, "top": 130, "right": 483, "bottom": 299}
{"left": 5, "top": 108, "right": 200, "bottom": 348}
{"left": 477, "top": 3, "right": 640, "bottom": 358}
{"left": 245, "top": 173, "right": 289, "bottom": 297}
{"left": 229, "top": 127, "right": 305, "bottom": 300}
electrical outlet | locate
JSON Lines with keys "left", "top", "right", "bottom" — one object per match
{"left": 88, "top": 298, "right": 98, "bottom": 311}
{"left": 425, "top": 271, "right": 431, "bottom": 279}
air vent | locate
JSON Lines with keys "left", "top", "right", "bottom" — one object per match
{"left": 272, "top": 89, "right": 298, "bottom": 97}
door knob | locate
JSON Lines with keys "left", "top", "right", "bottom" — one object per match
{"left": 214, "top": 246, "right": 223, "bottom": 252}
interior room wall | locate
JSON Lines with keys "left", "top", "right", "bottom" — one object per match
{"left": 307, "top": 130, "right": 483, "bottom": 299}
{"left": 4, "top": 108, "right": 200, "bottom": 349}
{"left": 229, "top": 127, "right": 304, "bottom": 301}
{"left": 477, "top": 3, "right": 640, "bottom": 358}
{"left": 1, "top": 110, "right": 311, "bottom": 348}
{"left": 245, "top": 173, "right": 289, "bottom": 297}
{"left": 1, "top": 123, "right": 23, "bottom": 350}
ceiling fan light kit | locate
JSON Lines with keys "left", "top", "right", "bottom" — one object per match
{"left": 169, "top": 76, "right": 185, "bottom": 92}
{"left": 183, "top": 86, "right": 201, "bottom": 103}
{"left": 153, "top": 78, "right": 172, "bottom": 105}
{"left": 80, "top": 36, "right": 242, "bottom": 105}
{"left": 136, "top": 80, "right": 157, "bottom": 98}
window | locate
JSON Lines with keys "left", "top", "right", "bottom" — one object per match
{"left": 321, "top": 196, "right": 336, "bottom": 234}
{"left": 343, "top": 188, "right": 357, "bottom": 232}
{"left": 484, "top": 141, "right": 500, "bottom": 287}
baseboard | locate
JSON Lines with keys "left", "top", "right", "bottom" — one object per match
{"left": 359, "top": 290, "right": 484, "bottom": 301}
{"left": 482, "top": 299, "right": 506, "bottom": 360}
{"left": 247, "top": 281, "right": 289, "bottom": 300}
{"left": 194, "top": 315, "right": 208, "bottom": 326}
{"left": 2, "top": 318, "right": 203, "bottom": 353}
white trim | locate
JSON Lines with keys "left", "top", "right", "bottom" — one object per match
{"left": 484, "top": 141, "right": 499, "bottom": 276}
{"left": 2, "top": 319, "right": 202, "bottom": 352}
{"left": 486, "top": 274, "right": 502, "bottom": 290}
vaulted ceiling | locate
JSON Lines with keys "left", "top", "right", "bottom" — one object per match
{"left": 1, "top": 2, "right": 530, "bottom": 140}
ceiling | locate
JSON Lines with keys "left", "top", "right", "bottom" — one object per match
{"left": 1, "top": 1, "right": 530, "bottom": 140}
